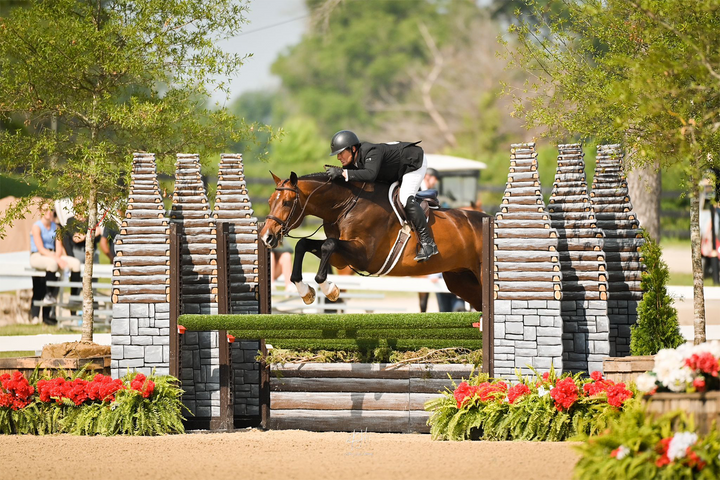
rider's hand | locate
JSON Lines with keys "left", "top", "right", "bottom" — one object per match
{"left": 325, "top": 166, "right": 344, "bottom": 181}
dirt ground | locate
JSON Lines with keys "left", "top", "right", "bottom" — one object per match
{"left": 0, "top": 429, "right": 579, "bottom": 480}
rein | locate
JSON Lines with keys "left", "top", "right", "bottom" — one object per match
{"left": 266, "top": 178, "right": 365, "bottom": 241}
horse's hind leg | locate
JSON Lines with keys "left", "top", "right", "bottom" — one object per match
{"left": 291, "top": 238, "right": 324, "bottom": 304}
{"left": 442, "top": 270, "right": 483, "bottom": 312}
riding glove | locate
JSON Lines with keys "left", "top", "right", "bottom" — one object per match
{"left": 325, "top": 166, "right": 344, "bottom": 181}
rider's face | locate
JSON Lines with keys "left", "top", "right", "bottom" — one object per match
{"left": 337, "top": 148, "right": 354, "bottom": 167}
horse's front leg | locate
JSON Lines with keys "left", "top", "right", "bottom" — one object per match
{"left": 290, "top": 238, "right": 325, "bottom": 304}
{"left": 315, "top": 238, "right": 341, "bottom": 302}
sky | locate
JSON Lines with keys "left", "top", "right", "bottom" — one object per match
{"left": 211, "top": 0, "right": 309, "bottom": 105}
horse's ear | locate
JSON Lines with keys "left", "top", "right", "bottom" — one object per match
{"left": 270, "top": 171, "right": 282, "bottom": 186}
{"left": 290, "top": 171, "right": 298, "bottom": 186}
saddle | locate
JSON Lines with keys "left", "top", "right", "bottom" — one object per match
{"left": 390, "top": 184, "right": 439, "bottom": 224}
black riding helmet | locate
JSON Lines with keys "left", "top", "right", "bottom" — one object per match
{"left": 330, "top": 130, "right": 360, "bottom": 156}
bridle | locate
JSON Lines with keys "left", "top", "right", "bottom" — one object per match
{"left": 265, "top": 177, "right": 365, "bottom": 240}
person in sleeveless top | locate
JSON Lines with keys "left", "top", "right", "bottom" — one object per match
{"left": 29, "top": 207, "right": 81, "bottom": 324}
{"left": 324, "top": 130, "right": 439, "bottom": 262}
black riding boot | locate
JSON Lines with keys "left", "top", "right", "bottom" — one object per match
{"left": 404, "top": 197, "right": 438, "bottom": 262}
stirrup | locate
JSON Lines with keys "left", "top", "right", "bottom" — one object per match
{"left": 414, "top": 243, "right": 438, "bottom": 262}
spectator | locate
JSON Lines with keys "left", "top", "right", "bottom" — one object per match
{"left": 420, "top": 168, "right": 439, "bottom": 191}
{"left": 62, "top": 213, "right": 101, "bottom": 307}
{"left": 29, "top": 207, "right": 81, "bottom": 324}
{"left": 271, "top": 242, "right": 293, "bottom": 292}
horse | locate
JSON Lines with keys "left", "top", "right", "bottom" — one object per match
{"left": 259, "top": 172, "right": 490, "bottom": 311}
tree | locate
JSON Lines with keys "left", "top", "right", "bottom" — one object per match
{"left": 0, "top": 0, "right": 255, "bottom": 342}
{"left": 630, "top": 236, "right": 684, "bottom": 355}
{"left": 503, "top": 0, "right": 720, "bottom": 344}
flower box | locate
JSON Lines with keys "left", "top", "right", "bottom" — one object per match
{"left": 645, "top": 391, "right": 720, "bottom": 435}
{"left": 0, "top": 356, "right": 111, "bottom": 378}
{"left": 603, "top": 355, "right": 655, "bottom": 384}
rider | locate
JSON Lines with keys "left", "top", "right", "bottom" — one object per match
{"left": 325, "top": 130, "right": 439, "bottom": 262}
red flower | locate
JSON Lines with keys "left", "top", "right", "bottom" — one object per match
{"left": 130, "top": 374, "right": 155, "bottom": 399}
{"left": 550, "top": 377, "right": 579, "bottom": 411}
{"left": 542, "top": 372, "right": 550, "bottom": 382}
{"left": 686, "top": 448, "right": 706, "bottom": 470}
{"left": 685, "top": 352, "right": 719, "bottom": 377}
{"left": 0, "top": 371, "right": 35, "bottom": 410}
{"left": 86, "top": 374, "right": 125, "bottom": 402}
{"left": 606, "top": 383, "right": 633, "bottom": 408}
{"left": 693, "top": 377, "right": 706, "bottom": 392}
{"left": 507, "top": 384, "right": 531, "bottom": 404}
{"left": 590, "top": 371, "right": 603, "bottom": 382}
{"left": 656, "top": 438, "right": 672, "bottom": 467}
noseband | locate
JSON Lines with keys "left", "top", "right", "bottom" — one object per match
{"left": 266, "top": 178, "right": 332, "bottom": 237}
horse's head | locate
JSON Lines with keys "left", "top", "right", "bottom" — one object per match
{"left": 260, "top": 171, "right": 302, "bottom": 248}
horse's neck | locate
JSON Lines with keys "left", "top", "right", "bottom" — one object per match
{"left": 302, "top": 180, "right": 387, "bottom": 221}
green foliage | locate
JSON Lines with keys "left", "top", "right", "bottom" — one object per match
{"left": 180, "top": 312, "right": 482, "bottom": 351}
{"left": 574, "top": 407, "right": 720, "bottom": 479}
{"left": 0, "top": 371, "right": 186, "bottom": 435}
{"left": 426, "top": 369, "right": 637, "bottom": 441}
{"left": 631, "top": 235, "right": 685, "bottom": 355}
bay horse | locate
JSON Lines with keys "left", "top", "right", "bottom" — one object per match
{"left": 260, "top": 172, "right": 489, "bottom": 311}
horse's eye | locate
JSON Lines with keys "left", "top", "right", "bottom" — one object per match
{"left": 282, "top": 200, "right": 293, "bottom": 207}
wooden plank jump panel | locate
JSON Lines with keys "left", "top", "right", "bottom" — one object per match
{"left": 267, "top": 363, "right": 474, "bottom": 433}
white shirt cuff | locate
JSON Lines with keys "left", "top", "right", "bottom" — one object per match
{"left": 342, "top": 170, "right": 348, "bottom": 181}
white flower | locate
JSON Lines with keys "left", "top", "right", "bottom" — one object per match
{"left": 668, "top": 432, "right": 698, "bottom": 462}
{"left": 635, "top": 373, "right": 658, "bottom": 393}
{"left": 615, "top": 445, "right": 630, "bottom": 460}
{"left": 692, "top": 341, "right": 720, "bottom": 359}
{"left": 537, "top": 386, "right": 549, "bottom": 397}
{"left": 654, "top": 348, "right": 694, "bottom": 392}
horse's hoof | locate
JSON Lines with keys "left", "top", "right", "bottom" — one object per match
{"left": 301, "top": 286, "right": 316, "bottom": 305}
{"left": 326, "top": 283, "right": 340, "bottom": 302}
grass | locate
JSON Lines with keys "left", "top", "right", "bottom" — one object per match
{"left": 660, "top": 237, "right": 691, "bottom": 248}
{"left": 0, "top": 351, "right": 35, "bottom": 358}
{"left": 668, "top": 272, "right": 695, "bottom": 286}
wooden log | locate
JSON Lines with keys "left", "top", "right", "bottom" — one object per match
{"left": 181, "top": 254, "right": 217, "bottom": 266}
{"left": 212, "top": 210, "right": 255, "bottom": 220}
{"left": 495, "top": 291, "right": 562, "bottom": 300}
{"left": 501, "top": 195, "right": 543, "bottom": 205}
{"left": 553, "top": 181, "right": 588, "bottom": 190}
{"left": 125, "top": 209, "right": 165, "bottom": 219}
{"left": 562, "top": 280, "right": 606, "bottom": 292}
{"left": 556, "top": 165, "right": 584, "bottom": 174}
{"left": 495, "top": 271, "right": 562, "bottom": 282}
{"left": 604, "top": 251, "right": 642, "bottom": 263}
{"left": 494, "top": 228, "right": 557, "bottom": 239}
{"left": 494, "top": 281, "right": 560, "bottom": 291}
{"left": 271, "top": 377, "right": 408, "bottom": 393}
{"left": 607, "top": 280, "right": 642, "bottom": 291}
{"left": 494, "top": 238, "right": 557, "bottom": 251}
{"left": 181, "top": 274, "right": 218, "bottom": 285}
{"left": 554, "top": 173, "right": 586, "bottom": 182}
{"left": 114, "top": 266, "right": 170, "bottom": 276}
{"left": 214, "top": 202, "right": 252, "bottom": 211}
{"left": 559, "top": 261, "right": 606, "bottom": 272}
{"left": 230, "top": 264, "right": 259, "bottom": 274}
{"left": 591, "top": 203, "right": 633, "bottom": 213}
{"left": 548, "top": 195, "right": 589, "bottom": 204}
{"left": 128, "top": 195, "right": 162, "bottom": 203}
{"left": 510, "top": 158, "right": 538, "bottom": 167}
{"left": 122, "top": 218, "right": 168, "bottom": 227}
{"left": 267, "top": 410, "right": 422, "bottom": 433}
{"left": 495, "top": 219, "right": 550, "bottom": 229}
{"left": 549, "top": 219, "right": 597, "bottom": 230}
{"left": 494, "top": 251, "right": 559, "bottom": 263}
{"left": 607, "top": 271, "right": 644, "bottom": 282}
{"left": 229, "top": 274, "right": 259, "bottom": 284}
{"left": 218, "top": 175, "right": 246, "bottom": 181}
{"left": 114, "top": 293, "right": 168, "bottom": 303}
{"left": 113, "top": 285, "right": 169, "bottom": 295}
{"left": 557, "top": 238, "right": 603, "bottom": 251}
{"left": 561, "top": 271, "right": 603, "bottom": 282}
{"left": 551, "top": 187, "right": 587, "bottom": 196}
{"left": 555, "top": 228, "right": 604, "bottom": 239}
{"left": 182, "top": 284, "right": 219, "bottom": 295}
{"left": 127, "top": 202, "right": 163, "bottom": 211}
{"left": 119, "top": 226, "right": 170, "bottom": 235}
{"left": 495, "top": 261, "right": 560, "bottom": 272}
{"left": 115, "top": 235, "right": 169, "bottom": 245}
{"left": 215, "top": 194, "right": 250, "bottom": 203}
{"left": 557, "top": 251, "right": 605, "bottom": 262}
{"left": 495, "top": 211, "right": 548, "bottom": 221}
{"left": 115, "top": 244, "right": 169, "bottom": 256}
{"left": 508, "top": 172, "right": 539, "bottom": 182}
{"left": 182, "top": 293, "right": 218, "bottom": 304}
{"left": 602, "top": 238, "right": 644, "bottom": 252}
{"left": 547, "top": 204, "right": 592, "bottom": 213}
{"left": 180, "top": 227, "right": 214, "bottom": 236}
{"left": 217, "top": 181, "right": 248, "bottom": 189}
{"left": 270, "top": 391, "right": 420, "bottom": 411}
{"left": 594, "top": 212, "right": 636, "bottom": 221}
{"left": 606, "top": 261, "right": 644, "bottom": 272}
{"left": 549, "top": 212, "right": 596, "bottom": 221}
{"left": 591, "top": 188, "right": 629, "bottom": 198}
{"left": 113, "top": 275, "right": 169, "bottom": 285}
{"left": 113, "top": 256, "right": 170, "bottom": 267}
{"left": 595, "top": 220, "right": 639, "bottom": 231}
{"left": 608, "top": 291, "right": 644, "bottom": 300}
{"left": 500, "top": 204, "right": 546, "bottom": 214}
{"left": 562, "top": 291, "right": 605, "bottom": 301}
{"left": 504, "top": 186, "right": 542, "bottom": 196}
{"left": 182, "top": 265, "right": 218, "bottom": 276}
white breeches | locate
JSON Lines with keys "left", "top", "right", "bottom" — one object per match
{"left": 399, "top": 154, "right": 427, "bottom": 206}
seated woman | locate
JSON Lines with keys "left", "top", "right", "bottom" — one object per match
{"left": 29, "top": 207, "right": 81, "bottom": 324}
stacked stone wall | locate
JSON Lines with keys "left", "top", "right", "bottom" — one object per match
{"left": 111, "top": 153, "right": 170, "bottom": 378}
{"left": 590, "top": 145, "right": 645, "bottom": 357}
{"left": 549, "top": 144, "right": 610, "bottom": 373}
{"left": 493, "top": 142, "right": 564, "bottom": 377}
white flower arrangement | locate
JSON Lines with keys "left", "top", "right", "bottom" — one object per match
{"left": 668, "top": 432, "right": 698, "bottom": 462}
{"left": 635, "top": 341, "right": 720, "bottom": 394}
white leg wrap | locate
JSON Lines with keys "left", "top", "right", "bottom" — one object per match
{"left": 319, "top": 281, "right": 336, "bottom": 296}
{"left": 295, "top": 281, "right": 310, "bottom": 297}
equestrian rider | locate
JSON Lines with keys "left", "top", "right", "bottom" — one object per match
{"left": 325, "top": 130, "right": 439, "bottom": 262}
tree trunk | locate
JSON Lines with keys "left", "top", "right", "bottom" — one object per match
{"left": 81, "top": 188, "right": 97, "bottom": 343}
{"left": 627, "top": 162, "right": 661, "bottom": 241}
{"left": 689, "top": 169, "right": 706, "bottom": 344}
